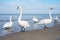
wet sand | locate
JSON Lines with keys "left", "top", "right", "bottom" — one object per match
{"left": 0, "top": 24, "right": 60, "bottom": 40}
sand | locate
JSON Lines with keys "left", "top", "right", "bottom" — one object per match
{"left": 0, "top": 24, "right": 60, "bottom": 40}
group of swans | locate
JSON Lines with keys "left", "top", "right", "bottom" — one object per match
{"left": 32, "top": 8, "right": 59, "bottom": 28}
{"left": 2, "top": 6, "right": 59, "bottom": 32}
{"left": 2, "top": 6, "right": 30, "bottom": 32}
{"left": 32, "top": 8, "right": 53, "bottom": 28}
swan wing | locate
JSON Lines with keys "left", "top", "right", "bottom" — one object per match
{"left": 2, "top": 22, "right": 12, "bottom": 28}
{"left": 38, "top": 19, "right": 52, "bottom": 24}
{"left": 22, "top": 21, "right": 30, "bottom": 27}
{"left": 18, "top": 21, "right": 30, "bottom": 28}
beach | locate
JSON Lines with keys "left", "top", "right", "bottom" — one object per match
{"left": 0, "top": 24, "right": 60, "bottom": 40}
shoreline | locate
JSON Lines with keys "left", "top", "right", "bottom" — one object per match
{"left": 0, "top": 24, "right": 60, "bottom": 40}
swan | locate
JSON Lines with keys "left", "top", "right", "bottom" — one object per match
{"left": 2, "top": 16, "right": 13, "bottom": 30}
{"left": 32, "top": 16, "right": 38, "bottom": 23}
{"left": 54, "top": 15, "right": 58, "bottom": 21}
{"left": 17, "top": 6, "right": 30, "bottom": 32}
{"left": 54, "top": 15, "right": 59, "bottom": 24}
{"left": 38, "top": 8, "right": 53, "bottom": 28}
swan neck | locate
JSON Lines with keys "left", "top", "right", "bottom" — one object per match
{"left": 18, "top": 7, "right": 22, "bottom": 20}
{"left": 49, "top": 10, "right": 52, "bottom": 19}
{"left": 10, "top": 17, "right": 12, "bottom": 22}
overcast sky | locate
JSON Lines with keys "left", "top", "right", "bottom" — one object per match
{"left": 0, "top": 0, "right": 60, "bottom": 14}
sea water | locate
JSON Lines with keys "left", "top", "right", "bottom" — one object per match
{"left": 0, "top": 14, "right": 60, "bottom": 36}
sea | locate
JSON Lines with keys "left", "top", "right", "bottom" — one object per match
{"left": 0, "top": 14, "right": 60, "bottom": 36}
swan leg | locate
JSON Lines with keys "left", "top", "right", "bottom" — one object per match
{"left": 43, "top": 24, "right": 46, "bottom": 28}
{"left": 24, "top": 28, "right": 25, "bottom": 32}
{"left": 21, "top": 27, "right": 25, "bottom": 32}
{"left": 21, "top": 27, "right": 23, "bottom": 32}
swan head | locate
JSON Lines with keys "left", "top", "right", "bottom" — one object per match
{"left": 17, "top": 6, "right": 22, "bottom": 9}
{"left": 10, "top": 16, "right": 13, "bottom": 19}
{"left": 50, "top": 7, "right": 53, "bottom": 10}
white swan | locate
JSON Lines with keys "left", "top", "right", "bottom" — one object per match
{"left": 38, "top": 8, "right": 53, "bottom": 28}
{"left": 32, "top": 16, "right": 38, "bottom": 23}
{"left": 54, "top": 15, "right": 58, "bottom": 21}
{"left": 2, "top": 16, "right": 13, "bottom": 29}
{"left": 17, "top": 6, "right": 30, "bottom": 32}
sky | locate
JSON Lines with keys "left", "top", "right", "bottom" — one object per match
{"left": 0, "top": 0, "right": 60, "bottom": 14}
